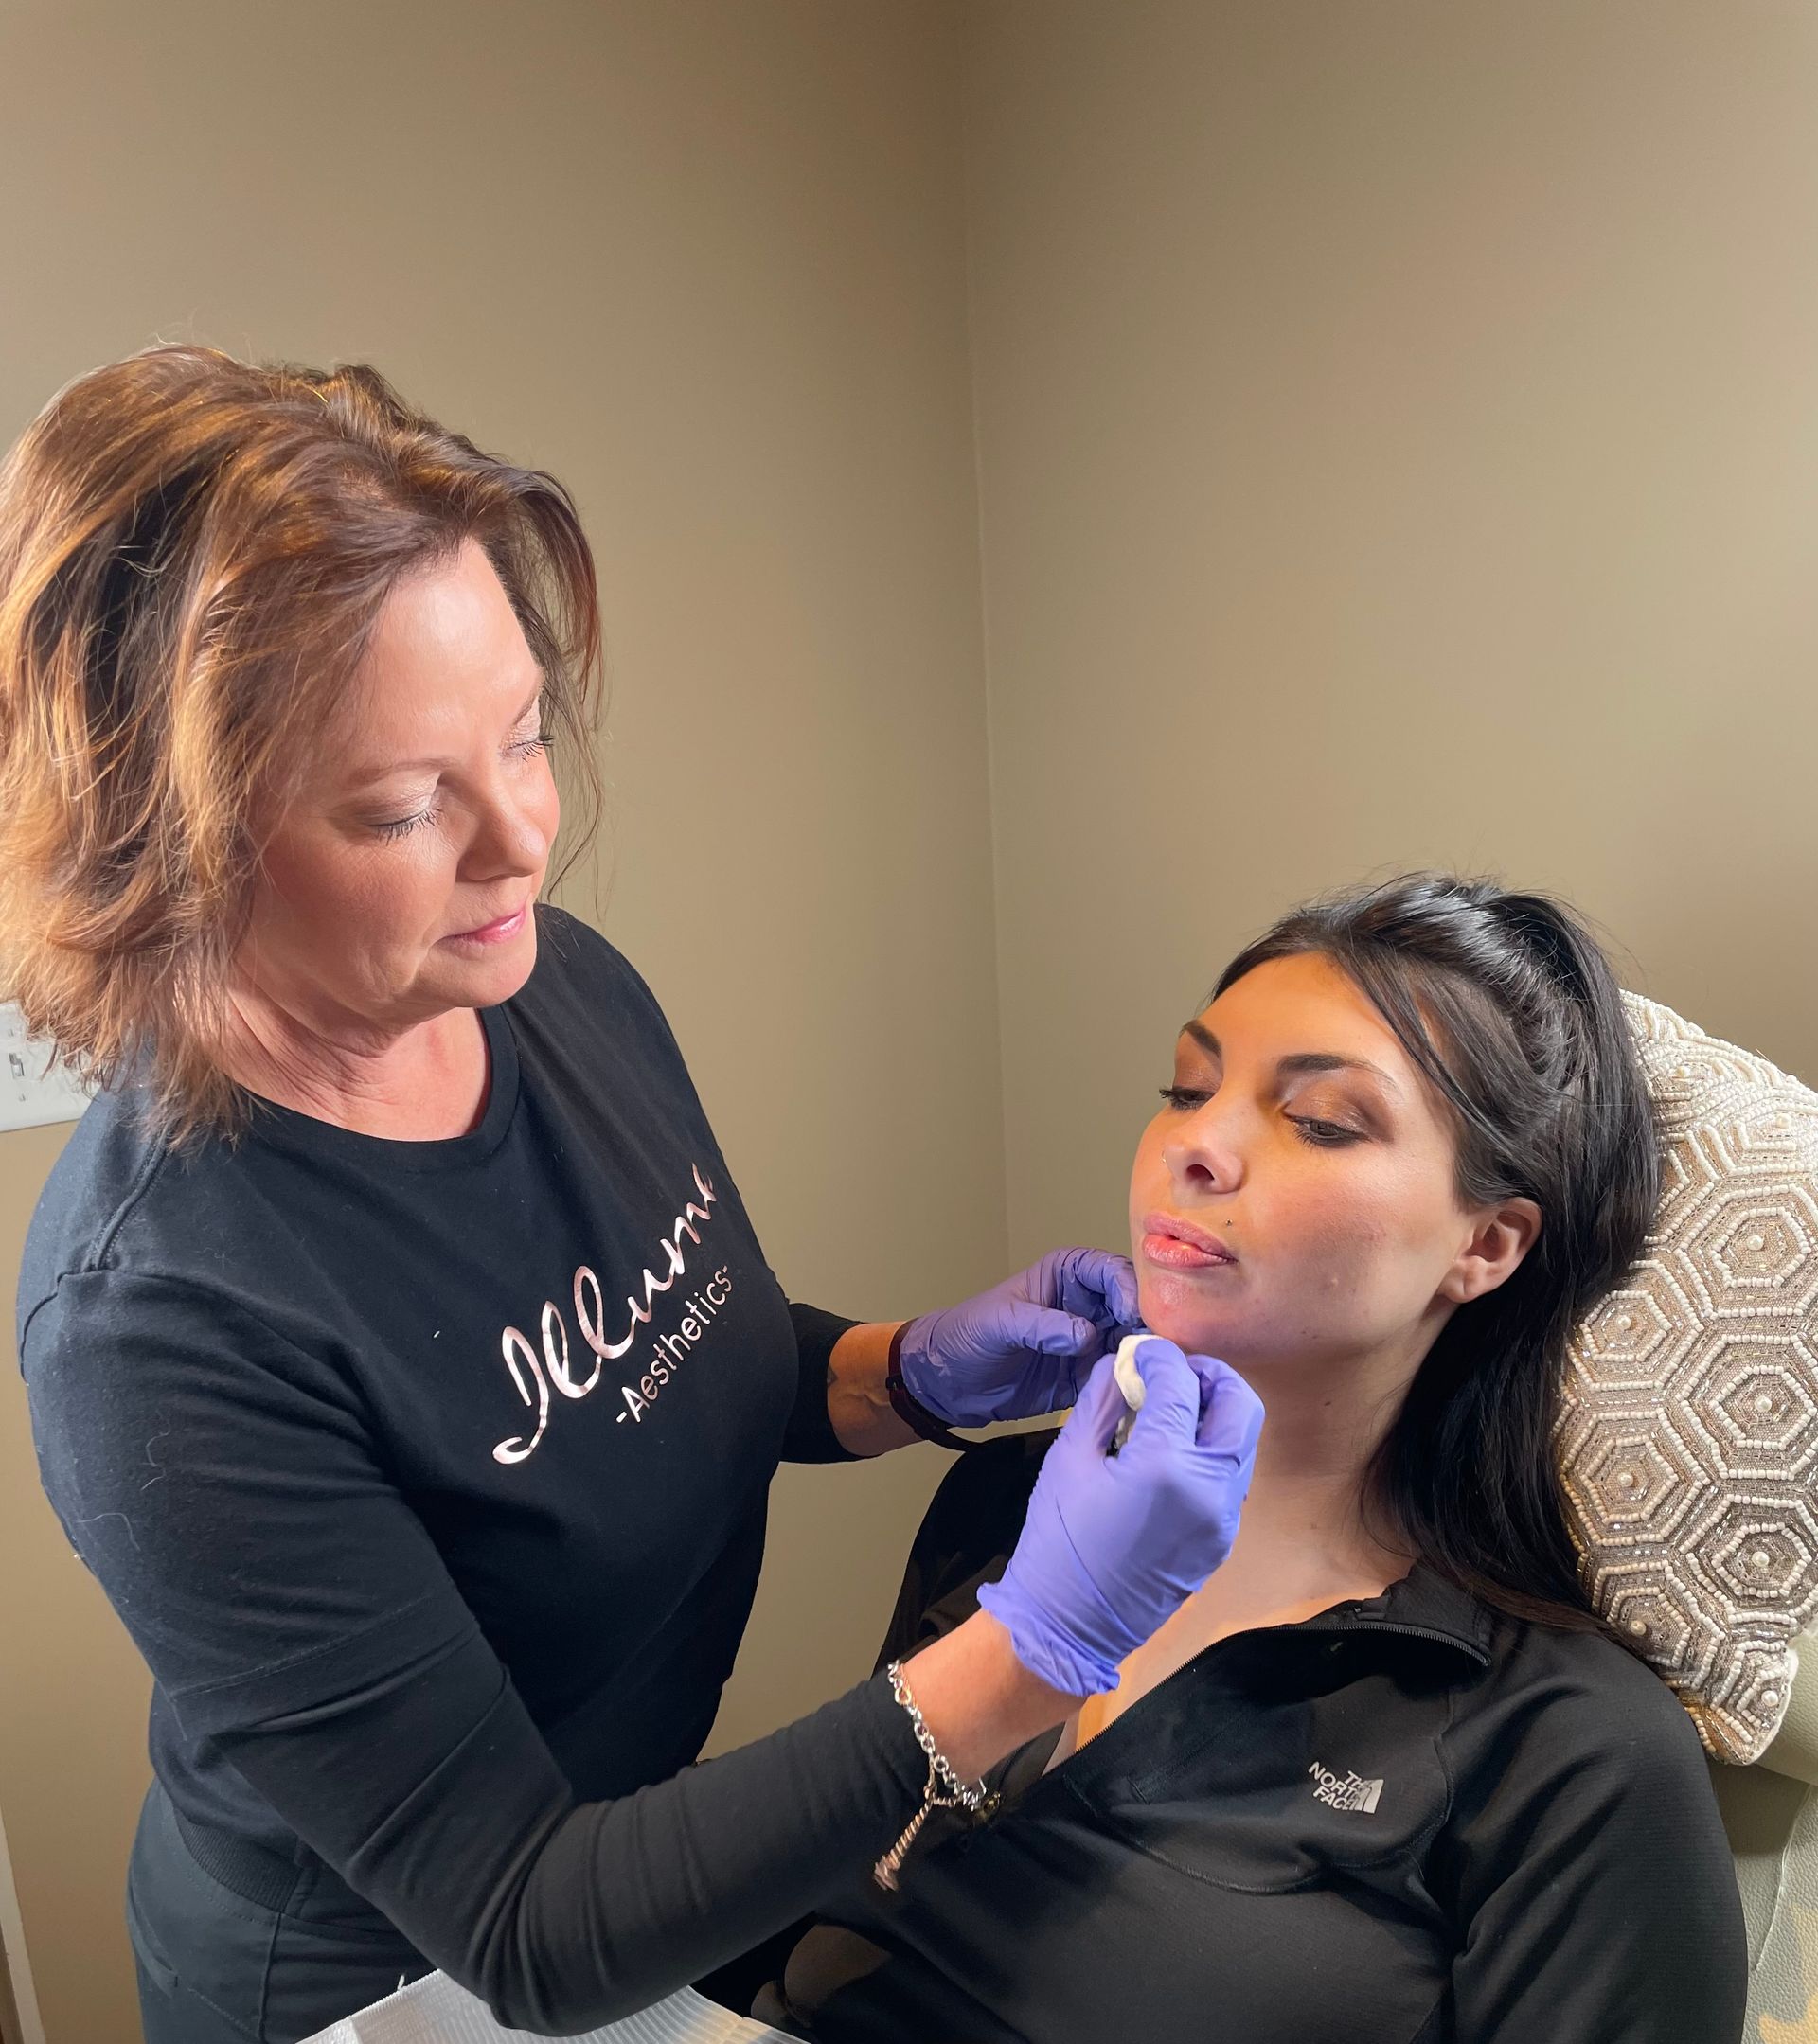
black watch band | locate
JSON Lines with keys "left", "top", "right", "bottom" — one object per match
{"left": 883, "top": 1322, "right": 975, "bottom": 1453}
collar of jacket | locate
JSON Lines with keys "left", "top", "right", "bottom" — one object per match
{"left": 1285, "top": 1560, "right": 1496, "bottom": 1669}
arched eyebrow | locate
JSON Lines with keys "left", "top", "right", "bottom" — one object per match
{"left": 1179, "top": 1020, "right": 1402, "bottom": 1095}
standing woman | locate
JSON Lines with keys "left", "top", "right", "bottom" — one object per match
{"left": 0, "top": 348, "right": 1261, "bottom": 2044}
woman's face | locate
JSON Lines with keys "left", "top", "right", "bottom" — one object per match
{"left": 1129, "top": 951, "right": 1520, "bottom": 1377}
{"left": 236, "top": 539, "right": 559, "bottom": 1040}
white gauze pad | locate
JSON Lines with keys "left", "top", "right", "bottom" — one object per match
{"left": 1114, "top": 1333, "right": 1148, "bottom": 1414}
{"left": 1109, "top": 1333, "right": 1149, "bottom": 1454}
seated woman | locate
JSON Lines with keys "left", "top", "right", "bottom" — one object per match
{"left": 762, "top": 873, "right": 1747, "bottom": 2043}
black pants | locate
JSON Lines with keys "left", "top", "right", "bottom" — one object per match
{"left": 126, "top": 1781, "right": 432, "bottom": 2044}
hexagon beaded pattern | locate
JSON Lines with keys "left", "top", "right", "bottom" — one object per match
{"left": 1557, "top": 992, "right": 1818, "bottom": 1764}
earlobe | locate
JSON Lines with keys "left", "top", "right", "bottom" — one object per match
{"left": 1439, "top": 1261, "right": 1488, "bottom": 1305}
{"left": 1443, "top": 1197, "right": 1542, "bottom": 1305}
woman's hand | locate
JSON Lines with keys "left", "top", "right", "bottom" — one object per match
{"left": 895, "top": 1247, "right": 1141, "bottom": 1427}
{"left": 977, "top": 1337, "right": 1264, "bottom": 1697}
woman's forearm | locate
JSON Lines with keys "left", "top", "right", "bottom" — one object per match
{"left": 225, "top": 1628, "right": 954, "bottom": 2035}
{"left": 898, "top": 1609, "right": 1082, "bottom": 1781}
{"left": 826, "top": 1319, "right": 922, "bottom": 1454}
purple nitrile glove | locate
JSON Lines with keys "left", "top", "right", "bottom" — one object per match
{"left": 977, "top": 1337, "right": 1264, "bottom": 1697}
{"left": 895, "top": 1247, "right": 1142, "bottom": 1428}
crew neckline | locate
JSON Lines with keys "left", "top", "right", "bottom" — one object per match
{"left": 243, "top": 1002, "right": 521, "bottom": 1173}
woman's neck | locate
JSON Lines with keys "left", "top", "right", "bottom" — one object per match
{"left": 220, "top": 988, "right": 490, "bottom": 1141}
{"left": 1047, "top": 1344, "right": 1420, "bottom": 1769}
{"left": 1213, "top": 1343, "right": 1420, "bottom": 1595}
{"left": 1158, "top": 1407, "right": 1414, "bottom": 1654}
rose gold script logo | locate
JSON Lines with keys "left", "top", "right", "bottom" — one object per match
{"left": 493, "top": 1164, "right": 719, "bottom": 1465}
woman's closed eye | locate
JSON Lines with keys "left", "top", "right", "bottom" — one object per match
{"left": 507, "top": 690, "right": 550, "bottom": 759}
{"left": 369, "top": 727, "right": 549, "bottom": 840}
{"left": 372, "top": 801, "right": 440, "bottom": 841}
{"left": 1157, "top": 1084, "right": 1365, "bottom": 1148}
{"left": 1286, "top": 1113, "right": 1365, "bottom": 1147}
{"left": 1157, "top": 1084, "right": 1211, "bottom": 1111}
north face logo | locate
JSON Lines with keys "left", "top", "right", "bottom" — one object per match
{"left": 1308, "top": 1761, "right": 1382, "bottom": 1813}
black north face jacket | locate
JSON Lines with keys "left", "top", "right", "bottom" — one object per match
{"left": 773, "top": 1434, "right": 1747, "bottom": 2044}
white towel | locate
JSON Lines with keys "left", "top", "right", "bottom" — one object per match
{"left": 301, "top": 1970, "right": 794, "bottom": 2044}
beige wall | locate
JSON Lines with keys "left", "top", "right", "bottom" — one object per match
{"left": 9, "top": 3, "right": 1818, "bottom": 2040}
{"left": 0, "top": 5, "right": 990, "bottom": 2039}
{"left": 964, "top": 0, "right": 1818, "bottom": 1263}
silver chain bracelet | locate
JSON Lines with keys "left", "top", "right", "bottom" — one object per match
{"left": 873, "top": 1660, "right": 998, "bottom": 1891}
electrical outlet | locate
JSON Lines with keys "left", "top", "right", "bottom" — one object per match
{"left": 0, "top": 1005, "right": 92, "bottom": 1134}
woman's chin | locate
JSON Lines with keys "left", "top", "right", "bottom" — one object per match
{"left": 426, "top": 917, "right": 539, "bottom": 1009}
{"left": 1137, "top": 1302, "right": 1244, "bottom": 1360}
{"left": 1135, "top": 1269, "right": 1234, "bottom": 1345}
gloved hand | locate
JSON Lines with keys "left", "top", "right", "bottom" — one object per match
{"left": 896, "top": 1247, "right": 1141, "bottom": 1428}
{"left": 977, "top": 1337, "right": 1264, "bottom": 1697}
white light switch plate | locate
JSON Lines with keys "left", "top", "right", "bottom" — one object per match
{"left": 0, "top": 1004, "right": 93, "bottom": 1133}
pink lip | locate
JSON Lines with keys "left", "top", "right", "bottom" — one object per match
{"left": 1141, "top": 1210, "right": 1238, "bottom": 1271}
{"left": 445, "top": 903, "right": 528, "bottom": 946}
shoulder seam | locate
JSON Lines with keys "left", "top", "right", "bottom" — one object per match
{"left": 90, "top": 1130, "right": 176, "bottom": 1273}
{"left": 27, "top": 1265, "right": 323, "bottom": 1374}
{"left": 24, "top": 1266, "right": 389, "bottom": 1482}
{"left": 16, "top": 1286, "right": 59, "bottom": 1356}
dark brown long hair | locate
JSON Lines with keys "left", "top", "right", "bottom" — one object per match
{"left": 1214, "top": 874, "right": 1659, "bottom": 1631}
{"left": 0, "top": 346, "right": 603, "bottom": 1142}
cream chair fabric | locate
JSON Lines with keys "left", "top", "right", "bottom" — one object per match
{"left": 1715, "top": 1625, "right": 1818, "bottom": 2040}
{"left": 1558, "top": 993, "right": 1818, "bottom": 1764}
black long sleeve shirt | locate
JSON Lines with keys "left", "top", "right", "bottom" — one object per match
{"left": 775, "top": 1435, "right": 1749, "bottom": 2044}
{"left": 18, "top": 907, "right": 926, "bottom": 2036}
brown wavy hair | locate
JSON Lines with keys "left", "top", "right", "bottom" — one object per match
{"left": 0, "top": 345, "right": 603, "bottom": 1144}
